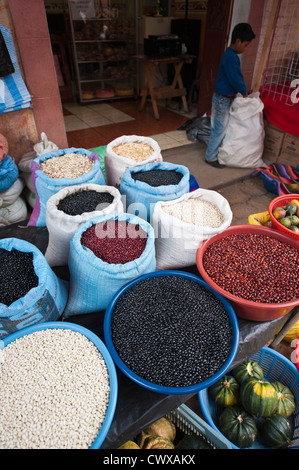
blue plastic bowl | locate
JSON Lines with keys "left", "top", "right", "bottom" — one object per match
{"left": 1, "top": 322, "right": 118, "bottom": 449}
{"left": 198, "top": 346, "right": 299, "bottom": 449}
{"left": 104, "top": 270, "right": 239, "bottom": 395}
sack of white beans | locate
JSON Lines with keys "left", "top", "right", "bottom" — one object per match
{"left": 0, "top": 238, "right": 69, "bottom": 339}
{"left": 63, "top": 212, "right": 156, "bottom": 317}
{"left": 105, "top": 135, "right": 163, "bottom": 189}
{"left": 45, "top": 184, "right": 124, "bottom": 267}
{"left": 152, "top": 188, "right": 233, "bottom": 270}
{"left": 28, "top": 148, "right": 105, "bottom": 227}
{"left": 120, "top": 161, "right": 190, "bottom": 222}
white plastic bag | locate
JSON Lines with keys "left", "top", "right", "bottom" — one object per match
{"left": 152, "top": 188, "right": 232, "bottom": 270}
{"left": 34, "top": 132, "right": 58, "bottom": 157}
{"left": 218, "top": 93, "right": 266, "bottom": 168}
{"left": 45, "top": 184, "right": 124, "bottom": 267}
{"left": 105, "top": 135, "right": 163, "bottom": 188}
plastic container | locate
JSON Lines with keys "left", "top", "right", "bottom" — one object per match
{"left": 269, "top": 194, "right": 299, "bottom": 240}
{"left": 198, "top": 346, "right": 299, "bottom": 449}
{"left": 1, "top": 322, "right": 118, "bottom": 449}
{"left": 104, "top": 270, "right": 239, "bottom": 396}
{"left": 166, "top": 403, "right": 232, "bottom": 449}
{"left": 196, "top": 224, "right": 299, "bottom": 321}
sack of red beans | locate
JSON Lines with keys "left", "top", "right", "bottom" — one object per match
{"left": 45, "top": 184, "right": 124, "bottom": 267}
{"left": 152, "top": 188, "right": 233, "bottom": 270}
{"left": 105, "top": 135, "right": 163, "bottom": 189}
{"left": 28, "top": 148, "right": 106, "bottom": 227}
{"left": 63, "top": 212, "right": 156, "bottom": 317}
{"left": 120, "top": 161, "right": 190, "bottom": 223}
{"left": 0, "top": 238, "right": 69, "bottom": 339}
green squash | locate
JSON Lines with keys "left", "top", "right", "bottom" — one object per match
{"left": 176, "top": 435, "right": 212, "bottom": 449}
{"left": 209, "top": 375, "right": 239, "bottom": 407}
{"left": 240, "top": 379, "right": 278, "bottom": 417}
{"left": 260, "top": 413, "right": 293, "bottom": 448}
{"left": 232, "top": 360, "right": 264, "bottom": 384}
{"left": 218, "top": 405, "right": 257, "bottom": 448}
{"left": 271, "top": 381, "right": 295, "bottom": 418}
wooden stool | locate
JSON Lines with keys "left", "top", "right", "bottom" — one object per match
{"left": 139, "top": 55, "right": 195, "bottom": 120}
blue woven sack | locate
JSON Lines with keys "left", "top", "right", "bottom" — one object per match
{"left": 0, "top": 155, "right": 19, "bottom": 192}
{"left": 63, "top": 212, "right": 156, "bottom": 317}
{"left": 0, "top": 238, "right": 69, "bottom": 339}
{"left": 120, "top": 161, "right": 190, "bottom": 222}
{"left": 28, "top": 147, "right": 105, "bottom": 227}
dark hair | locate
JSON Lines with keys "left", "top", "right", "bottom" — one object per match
{"left": 231, "top": 23, "right": 256, "bottom": 43}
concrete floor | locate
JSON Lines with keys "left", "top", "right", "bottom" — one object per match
{"left": 162, "top": 141, "right": 274, "bottom": 225}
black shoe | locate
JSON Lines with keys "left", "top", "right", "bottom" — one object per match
{"left": 205, "top": 159, "right": 225, "bottom": 168}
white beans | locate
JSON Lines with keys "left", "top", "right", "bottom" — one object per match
{"left": 40, "top": 153, "right": 94, "bottom": 179}
{"left": 0, "top": 329, "right": 110, "bottom": 449}
{"left": 112, "top": 142, "right": 153, "bottom": 162}
{"left": 162, "top": 198, "right": 225, "bottom": 228}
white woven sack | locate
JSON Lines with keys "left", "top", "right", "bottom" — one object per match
{"left": 152, "top": 188, "right": 233, "bottom": 270}
{"left": 105, "top": 135, "right": 163, "bottom": 188}
{"left": 218, "top": 93, "right": 266, "bottom": 168}
{"left": 45, "top": 184, "right": 124, "bottom": 267}
{"left": 0, "top": 178, "right": 24, "bottom": 207}
{"left": 0, "top": 196, "right": 27, "bottom": 227}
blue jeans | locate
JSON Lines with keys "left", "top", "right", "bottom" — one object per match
{"left": 205, "top": 94, "right": 234, "bottom": 162}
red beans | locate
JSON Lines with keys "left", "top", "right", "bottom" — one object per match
{"left": 81, "top": 220, "right": 148, "bottom": 264}
{"left": 203, "top": 233, "right": 299, "bottom": 304}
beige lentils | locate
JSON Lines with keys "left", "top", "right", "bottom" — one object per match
{"left": 162, "top": 198, "right": 225, "bottom": 228}
{"left": 0, "top": 329, "right": 110, "bottom": 449}
{"left": 40, "top": 153, "right": 94, "bottom": 179}
{"left": 112, "top": 142, "right": 153, "bottom": 162}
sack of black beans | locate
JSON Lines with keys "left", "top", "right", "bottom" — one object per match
{"left": 63, "top": 212, "right": 156, "bottom": 317}
{"left": 105, "top": 135, "right": 163, "bottom": 188}
{"left": 120, "top": 161, "right": 190, "bottom": 222}
{"left": 0, "top": 238, "right": 69, "bottom": 339}
{"left": 45, "top": 184, "right": 124, "bottom": 267}
{"left": 152, "top": 188, "right": 233, "bottom": 270}
{"left": 28, "top": 147, "right": 105, "bottom": 227}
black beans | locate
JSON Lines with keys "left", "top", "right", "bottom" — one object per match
{"left": 110, "top": 276, "right": 233, "bottom": 388}
{"left": 0, "top": 249, "right": 38, "bottom": 306}
{"left": 57, "top": 190, "right": 114, "bottom": 216}
{"left": 131, "top": 170, "right": 183, "bottom": 187}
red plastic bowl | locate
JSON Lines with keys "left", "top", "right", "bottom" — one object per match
{"left": 269, "top": 194, "right": 299, "bottom": 241}
{"left": 196, "top": 224, "right": 299, "bottom": 321}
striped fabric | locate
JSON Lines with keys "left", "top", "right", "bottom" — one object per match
{"left": 0, "top": 25, "right": 31, "bottom": 114}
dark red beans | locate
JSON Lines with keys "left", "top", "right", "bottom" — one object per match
{"left": 110, "top": 276, "right": 233, "bottom": 388}
{"left": 131, "top": 169, "right": 183, "bottom": 187}
{"left": 81, "top": 220, "right": 148, "bottom": 264}
{"left": 57, "top": 190, "right": 114, "bottom": 216}
{"left": 0, "top": 249, "right": 38, "bottom": 305}
{"left": 203, "top": 233, "right": 299, "bottom": 304}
